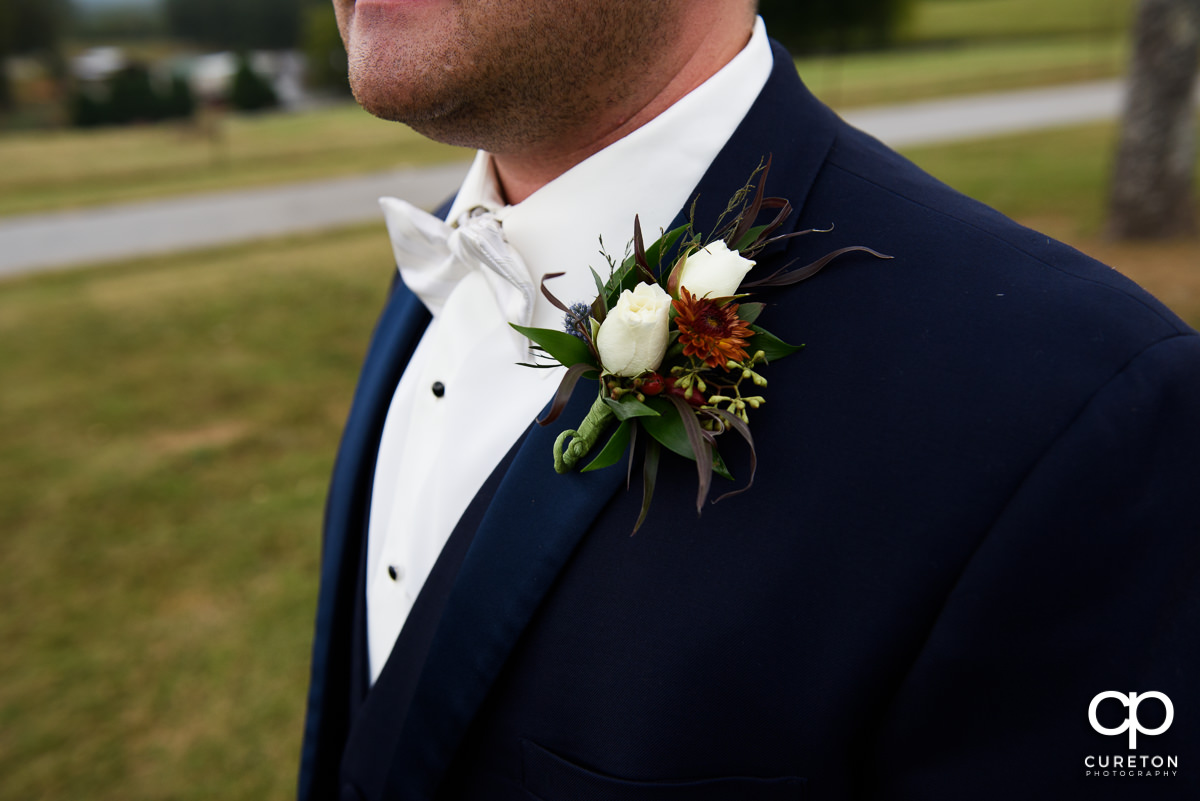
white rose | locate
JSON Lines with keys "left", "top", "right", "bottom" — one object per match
{"left": 595, "top": 282, "right": 672, "bottom": 376}
{"left": 678, "top": 240, "right": 755, "bottom": 299}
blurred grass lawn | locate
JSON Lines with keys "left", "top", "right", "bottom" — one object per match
{"left": 2, "top": 115, "right": 1198, "bottom": 800}
{"left": 0, "top": 225, "right": 393, "bottom": 800}
{"left": 0, "top": 106, "right": 469, "bottom": 217}
{"left": 798, "top": 36, "right": 1125, "bottom": 109}
{"left": 903, "top": 0, "right": 1132, "bottom": 43}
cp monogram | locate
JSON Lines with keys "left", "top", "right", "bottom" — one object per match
{"left": 1088, "top": 691, "right": 1175, "bottom": 749}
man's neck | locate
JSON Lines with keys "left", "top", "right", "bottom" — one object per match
{"left": 491, "top": 12, "right": 755, "bottom": 205}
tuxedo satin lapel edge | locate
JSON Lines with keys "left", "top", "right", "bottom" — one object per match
{"left": 381, "top": 381, "right": 627, "bottom": 799}
{"left": 299, "top": 283, "right": 431, "bottom": 800}
{"left": 376, "top": 39, "right": 841, "bottom": 800}
{"left": 678, "top": 40, "right": 840, "bottom": 246}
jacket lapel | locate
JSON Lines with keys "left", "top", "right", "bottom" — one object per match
{"left": 686, "top": 41, "right": 840, "bottom": 254}
{"left": 371, "top": 39, "right": 842, "bottom": 800}
{"left": 380, "top": 382, "right": 628, "bottom": 798}
{"left": 299, "top": 283, "right": 431, "bottom": 800}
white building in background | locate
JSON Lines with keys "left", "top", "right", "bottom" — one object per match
{"left": 70, "top": 47, "right": 310, "bottom": 108}
{"left": 174, "top": 51, "right": 308, "bottom": 107}
{"left": 70, "top": 47, "right": 128, "bottom": 83}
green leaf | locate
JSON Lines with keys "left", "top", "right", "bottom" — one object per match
{"left": 510, "top": 324, "right": 597, "bottom": 368}
{"left": 712, "top": 449, "right": 735, "bottom": 482}
{"left": 737, "top": 302, "right": 764, "bottom": 325}
{"left": 748, "top": 324, "right": 803, "bottom": 362}
{"left": 641, "top": 397, "right": 696, "bottom": 461}
{"left": 603, "top": 225, "right": 689, "bottom": 309}
{"left": 602, "top": 395, "right": 661, "bottom": 421}
{"left": 582, "top": 419, "right": 632, "bottom": 473}
{"left": 644, "top": 224, "right": 690, "bottom": 273}
{"left": 606, "top": 397, "right": 743, "bottom": 493}
{"left": 734, "top": 224, "right": 769, "bottom": 252}
{"left": 589, "top": 266, "right": 607, "bottom": 308}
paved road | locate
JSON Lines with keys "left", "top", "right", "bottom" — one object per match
{"left": 1, "top": 79, "right": 1189, "bottom": 279}
{"left": 0, "top": 162, "right": 472, "bottom": 278}
{"left": 840, "top": 79, "right": 1128, "bottom": 147}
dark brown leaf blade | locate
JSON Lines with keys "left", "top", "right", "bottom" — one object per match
{"left": 633, "top": 438, "right": 661, "bottom": 535}
{"left": 755, "top": 198, "right": 793, "bottom": 249}
{"left": 626, "top": 421, "right": 638, "bottom": 490}
{"left": 631, "top": 215, "right": 657, "bottom": 284}
{"left": 709, "top": 409, "right": 757, "bottom": 503}
{"left": 538, "top": 272, "right": 572, "bottom": 314}
{"left": 538, "top": 363, "right": 595, "bottom": 426}
{"left": 666, "top": 394, "right": 713, "bottom": 515}
{"left": 742, "top": 246, "right": 892, "bottom": 289}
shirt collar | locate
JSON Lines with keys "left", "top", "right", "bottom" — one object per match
{"left": 446, "top": 16, "right": 773, "bottom": 330}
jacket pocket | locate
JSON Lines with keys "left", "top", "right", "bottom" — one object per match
{"left": 521, "top": 739, "right": 807, "bottom": 801}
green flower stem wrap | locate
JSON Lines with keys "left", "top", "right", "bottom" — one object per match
{"left": 553, "top": 392, "right": 615, "bottom": 474}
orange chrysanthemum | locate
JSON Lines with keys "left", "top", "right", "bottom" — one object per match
{"left": 672, "top": 288, "right": 754, "bottom": 370}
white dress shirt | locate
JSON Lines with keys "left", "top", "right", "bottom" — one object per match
{"left": 365, "top": 18, "right": 774, "bottom": 684}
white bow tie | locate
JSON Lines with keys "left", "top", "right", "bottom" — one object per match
{"left": 378, "top": 196, "right": 536, "bottom": 329}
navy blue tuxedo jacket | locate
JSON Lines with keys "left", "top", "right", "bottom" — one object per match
{"left": 299, "top": 41, "right": 1200, "bottom": 800}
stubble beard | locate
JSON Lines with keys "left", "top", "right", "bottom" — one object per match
{"left": 343, "top": 1, "right": 676, "bottom": 154}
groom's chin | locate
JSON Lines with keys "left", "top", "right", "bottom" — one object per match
{"left": 346, "top": 44, "right": 448, "bottom": 121}
{"left": 349, "top": 74, "right": 493, "bottom": 151}
{"left": 341, "top": 7, "right": 469, "bottom": 122}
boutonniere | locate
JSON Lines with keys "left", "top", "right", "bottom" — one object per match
{"left": 513, "top": 159, "right": 888, "bottom": 532}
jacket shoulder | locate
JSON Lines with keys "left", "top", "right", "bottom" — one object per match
{"left": 802, "top": 120, "right": 1193, "bottom": 346}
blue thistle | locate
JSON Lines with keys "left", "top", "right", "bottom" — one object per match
{"left": 562, "top": 302, "right": 592, "bottom": 341}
